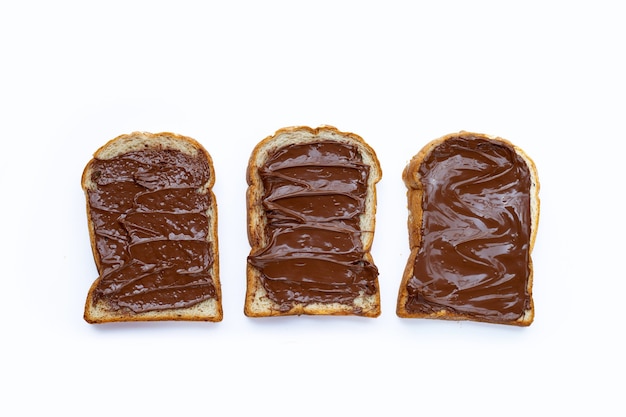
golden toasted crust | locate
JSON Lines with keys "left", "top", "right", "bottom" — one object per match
{"left": 396, "top": 131, "right": 539, "bottom": 326}
{"left": 244, "top": 126, "right": 382, "bottom": 317}
{"left": 82, "top": 132, "right": 222, "bottom": 323}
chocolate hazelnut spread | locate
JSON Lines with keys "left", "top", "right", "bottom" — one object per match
{"left": 404, "top": 135, "right": 532, "bottom": 323}
{"left": 247, "top": 141, "right": 379, "bottom": 310}
{"left": 86, "top": 149, "right": 217, "bottom": 313}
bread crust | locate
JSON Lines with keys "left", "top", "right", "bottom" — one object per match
{"left": 82, "top": 132, "right": 222, "bottom": 323}
{"left": 245, "top": 126, "right": 382, "bottom": 317}
{"left": 396, "top": 131, "right": 539, "bottom": 326}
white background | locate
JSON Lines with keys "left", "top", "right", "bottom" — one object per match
{"left": 1, "top": 1, "right": 624, "bottom": 415}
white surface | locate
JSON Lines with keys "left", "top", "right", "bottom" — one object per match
{"left": 2, "top": 1, "right": 624, "bottom": 416}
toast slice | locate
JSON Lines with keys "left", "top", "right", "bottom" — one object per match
{"left": 82, "top": 132, "right": 222, "bottom": 323}
{"left": 397, "top": 132, "right": 539, "bottom": 326}
{"left": 245, "top": 126, "right": 382, "bottom": 317}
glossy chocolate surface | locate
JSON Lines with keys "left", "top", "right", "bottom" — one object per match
{"left": 86, "top": 149, "right": 216, "bottom": 313}
{"left": 405, "top": 135, "right": 532, "bottom": 322}
{"left": 248, "top": 141, "right": 378, "bottom": 310}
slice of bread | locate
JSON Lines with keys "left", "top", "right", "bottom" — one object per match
{"left": 245, "top": 126, "right": 382, "bottom": 317}
{"left": 397, "top": 132, "right": 539, "bottom": 326}
{"left": 82, "top": 132, "right": 222, "bottom": 323}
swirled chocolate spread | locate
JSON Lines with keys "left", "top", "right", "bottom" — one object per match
{"left": 86, "top": 149, "right": 216, "bottom": 313}
{"left": 405, "top": 135, "right": 532, "bottom": 323}
{"left": 247, "top": 141, "right": 379, "bottom": 310}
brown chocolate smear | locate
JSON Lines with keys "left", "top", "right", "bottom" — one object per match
{"left": 248, "top": 141, "right": 378, "bottom": 310}
{"left": 87, "top": 149, "right": 216, "bottom": 313}
{"left": 405, "top": 134, "right": 532, "bottom": 323}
